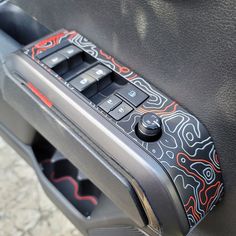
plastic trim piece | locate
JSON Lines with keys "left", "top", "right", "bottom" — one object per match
{"left": 4, "top": 49, "right": 187, "bottom": 236}
{"left": 0, "top": 78, "right": 147, "bottom": 236}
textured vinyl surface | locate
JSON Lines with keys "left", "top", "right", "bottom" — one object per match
{"left": 8, "top": 0, "right": 236, "bottom": 235}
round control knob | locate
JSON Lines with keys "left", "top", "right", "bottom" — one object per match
{"left": 136, "top": 112, "right": 162, "bottom": 142}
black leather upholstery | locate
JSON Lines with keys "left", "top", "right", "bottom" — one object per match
{"left": 9, "top": 0, "right": 236, "bottom": 235}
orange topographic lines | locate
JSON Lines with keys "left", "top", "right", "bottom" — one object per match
{"left": 99, "top": 50, "right": 130, "bottom": 74}
{"left": 137, "top": 101, "right": 178, "bottom": 116}
{"left": 32, "top": 31, "right": 67, "bottom": 59}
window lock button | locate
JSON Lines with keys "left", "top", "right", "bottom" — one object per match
{"left": 117, "top": 83, "right": 148, "bottom": 107}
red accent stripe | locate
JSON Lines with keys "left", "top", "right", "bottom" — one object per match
{"left": 27, "top": 83, "right": 53, "bottom": 108}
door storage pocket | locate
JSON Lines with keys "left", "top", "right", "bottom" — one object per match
{"left": 40, "top": 151, "right": 101, "bottom": 217}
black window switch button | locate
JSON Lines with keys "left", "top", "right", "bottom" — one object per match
{"left": 58, "top": 45, "right": 83, "bottom": 69}
{"left": 70, "top": 73, "right": 97, "bottom": 97}
{"left": 42, "top": 52, "right": 68, "bottom": 75}
{"left": 99, "top": 95, "right": 122, "bottom": 113}
{"left": 58, "top": 45, "right": 82, "bottom": 59}
{"left": 109, "top": 102, "right": 133, "bottom": 121}
{"left": 87, "top": 64, "right": 112, "bottom": 90}
{"left": 42, "top": 53, "right": 67, "bottom": 68}
{"left": 117, "top": 83, "right": 148, "bottom": 107}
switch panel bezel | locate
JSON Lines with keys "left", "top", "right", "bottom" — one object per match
{"left": 22, "top": 29, "right": 224, "bottom": 232}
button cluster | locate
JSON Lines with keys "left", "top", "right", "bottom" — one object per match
{"left": 99, "top": 95, "right": 133, "bottom": 121}
{"left": 69, "top": 64, "right": 112, "bottom": 97}
{"left": 42, "top": 45, "right": 82, "bottom": 75}
{"left": 41, "top": 43, "right": 113, "bottom": 98}
{"left": 40, "top": 43, "right": 148, "bottom": 122}
{"left": 99, "top": 83, "right": 148, "bottom": 121}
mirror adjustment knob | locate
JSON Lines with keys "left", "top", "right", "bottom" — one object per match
{"left": 136, "top": 112, "right": 162, "bottom": 142}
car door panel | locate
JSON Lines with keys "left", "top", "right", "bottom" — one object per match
{"left": 0, "top": 0, "right": 235, "bottom": 235}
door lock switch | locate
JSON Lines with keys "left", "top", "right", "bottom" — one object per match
{"left": 99, "top": 95, "right": 122, "bottom": 113}
{"left": 109, "top": 102, "right": 133, "bottom": 120}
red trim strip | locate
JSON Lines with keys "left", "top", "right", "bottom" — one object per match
{"left": 27, "top": 83, "right": 53, "bottom": 108}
